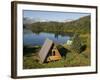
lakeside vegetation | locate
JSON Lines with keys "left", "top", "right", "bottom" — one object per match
{"left": 23, "top": 15, "right": 91, "bottom": 69}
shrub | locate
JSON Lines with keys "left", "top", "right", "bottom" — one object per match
{"left": 71, "top": 33, "right": 82, "bottom": 53}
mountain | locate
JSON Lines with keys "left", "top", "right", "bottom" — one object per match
{"left": 74, "top": 16, "right": 90, "bottom": 33}
{"left": 24, "top": 15, "right": 90, "bottom": 34}
{"left": 23, "top": 17, "right": 75, "bottom": 24}
{"left": 23, "top": 17, "right": 50, "bottom": 24}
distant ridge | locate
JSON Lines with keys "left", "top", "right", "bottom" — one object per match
{"left": 24, "top": 15, "right": 90, "bottom": 34}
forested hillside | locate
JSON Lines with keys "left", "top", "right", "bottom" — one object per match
{"left": 24, "top": 15, "right": 90, "bottom": 34}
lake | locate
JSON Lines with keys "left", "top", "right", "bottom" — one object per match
{"left": 23, "top": 29, "right": 71, "bottom": 46}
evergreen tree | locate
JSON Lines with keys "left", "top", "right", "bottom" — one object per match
{"left": 71, "top": 33, "right": 82, "bottom": 53}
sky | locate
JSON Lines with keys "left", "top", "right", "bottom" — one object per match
{"left": 23, "top": 10, "right": 90, "bottom": 22}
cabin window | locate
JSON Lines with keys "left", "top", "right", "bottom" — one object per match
{"left": 53, "top": 51, "right": 55, "bottom": 56}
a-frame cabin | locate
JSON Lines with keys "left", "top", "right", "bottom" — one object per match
{"left": 38, "top": 39, "right": 62, "bottom": 63}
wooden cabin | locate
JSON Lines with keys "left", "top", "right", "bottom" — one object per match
{"left": 38, "top": 39, "right": 62, "bottom": 63}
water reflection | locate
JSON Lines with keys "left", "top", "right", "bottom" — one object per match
{"left": 23, "top": 29, "right": 71, "bottom": 46}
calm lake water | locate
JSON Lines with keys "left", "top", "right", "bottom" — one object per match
{"left": 23, "top": 29, "right": 70, "bottom": 46}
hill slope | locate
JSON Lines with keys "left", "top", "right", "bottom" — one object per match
{"left": 24, "top": 15, "right": 91, "bottom": 34}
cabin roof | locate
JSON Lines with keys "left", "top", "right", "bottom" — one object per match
{"left": 38, "top": 38, "right": 53, "bottom": 63}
